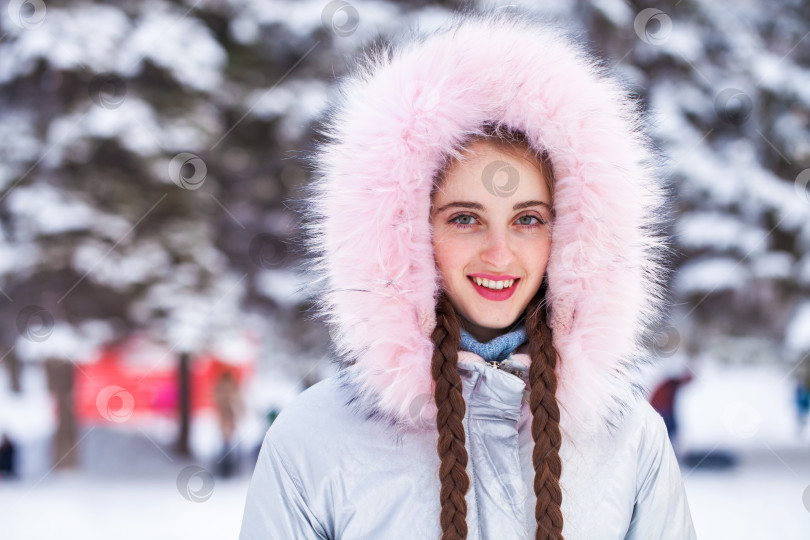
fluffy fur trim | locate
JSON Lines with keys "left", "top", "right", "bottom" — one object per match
{"left": 298, "top": 6, "right": 672, "bottom": 436}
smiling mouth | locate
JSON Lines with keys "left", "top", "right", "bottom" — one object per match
{"left": 467, "top": 276, "right": 520, "bottom": 301}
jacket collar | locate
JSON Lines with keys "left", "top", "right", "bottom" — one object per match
{"left": 309, "top": 7, "right": 666, "bottom": 438}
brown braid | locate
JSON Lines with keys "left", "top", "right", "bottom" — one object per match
{"left": 431, "top": 292, "right": 468, "bottom": 540}
{"left": 429, "top": 286, "right": 564, "bottom": 540}
{"left": 525, "top": 284, "right": 564, "bottom": 539}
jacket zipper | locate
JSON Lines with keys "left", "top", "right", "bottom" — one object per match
{"left": 486, "top": 360, "right": 531, "bottom": 404}
{"left": 485, "top": 360, "right": 523, "bottom": 379}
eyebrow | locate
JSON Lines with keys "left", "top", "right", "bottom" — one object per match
{"left": 433, "top": 200, "right": 552, "bottom": 213}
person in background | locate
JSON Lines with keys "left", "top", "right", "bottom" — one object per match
{"left": 795, "top": 368, "right": 810, "bottom": 436}
{"left": 0, "top": 433, "right": 16, "bottom": 479}
{"left": 650, "top": 370, "right": 694, "bottom": 455}
{"left": 214, "top": 370, "right": 243, "bottom": 477}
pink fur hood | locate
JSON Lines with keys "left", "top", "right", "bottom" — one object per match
{"left": 299, "top": 8, "right": 671, "bottom": 436}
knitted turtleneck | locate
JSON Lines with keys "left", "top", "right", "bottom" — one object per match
{"left": 459, "top": 322, "right": 528, "bottom": 363}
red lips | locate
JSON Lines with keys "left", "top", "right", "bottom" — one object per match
{"left": 468, "top": 276, "right": 519, "bottom": 301}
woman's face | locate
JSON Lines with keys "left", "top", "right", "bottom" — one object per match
{"left": 430, "top": 140, "right": 553, "bottom": 342}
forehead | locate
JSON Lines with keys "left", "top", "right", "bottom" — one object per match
{"left": 433, "top": 140, "right": 550, "bottom": 200}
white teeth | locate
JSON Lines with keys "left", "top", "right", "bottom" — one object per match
{"left": 472, "top": 277, "right": 515, "bottom": 290}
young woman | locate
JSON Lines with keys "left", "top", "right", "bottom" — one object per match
{"left": 240, "top": 7, "right": 697, "bottom": 540}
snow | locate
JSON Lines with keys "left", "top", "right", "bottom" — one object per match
{"left": 0, "top": 4, "right": 131, "bottom": 82}
{"left": 72, "top": 238, "right": 172, "bottom": 292}
{"left": 660, "top": 21, "right": 706, "bottom": 64}
{"left": 786, "top": 301, "right": 810, "bottom": 352}
{"left": 590, "top": 0, "right": 633, "bottom": 27}
{"left": 247, "top": 78, "right": 331, "bottom": 123}
{"left": 677, "top": 359, "right": 804, "bottom": 450}
{"left": 0, "top": 367, "right": 53, "bottom": 446}
{"left": 44, "top": 98, "right": 221, "bottom": 165}
{"left": 118, "top": 10, "right": 227, "bottom": 93}
{"left": 0, "top": 109, "right": 41, "bottom": 171}
{"left": 750, "top": 251, "right": 794, "bottom": 279}
{"left": 685, "top": 447, "right": 810, "bottom": 540}
{"left": 6, "top": 184, "right": 96, "bottom": 236}
{"left": 255, "top": 268, "right": 312, "bottom": 307}
{"left": 0, "top": 472, "right": 251, "bottom": 540}
{"left": 675, "top": 211, "right": 768, "bottom": 254}
{"left": 227, "top": 0, "right": 402, "bottom": 49}
{"left": 208, "top": 329, "right": 259, "bottom": 367}
{"left": 673, "top": 256, "right": 750, "bottom": 294}
{"left": 15, "top": 319, "right": 115, "bottom": 364}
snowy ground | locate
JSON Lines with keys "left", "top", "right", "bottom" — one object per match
{"left": 0, "top": 472, "right": 250, "bottom": 540}
{"left": 1, "top": 445, "right": 808, "bottom": 539}
{"left": 684, "top": 446, "right": 810, "bottom": 540}
{"left": 1, "top": 360, "right": 809, "bottom": 538}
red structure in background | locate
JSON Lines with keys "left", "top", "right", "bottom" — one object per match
{"left": 74, "top": 334, "right": 256, "bottom": 424}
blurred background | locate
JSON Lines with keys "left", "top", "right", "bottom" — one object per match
{"left": 0, "top": 0, "right": 808, "bottom": 538}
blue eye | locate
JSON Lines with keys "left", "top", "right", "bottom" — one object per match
{"left": 449, "top": 214, "right": 477, "bottom": 228}
{"left": 517, "top": 215, "right": 544, "bottom": 227}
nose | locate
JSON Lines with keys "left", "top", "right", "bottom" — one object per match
{"left": 479, "top": 226, "right": 514, "bottom": 268}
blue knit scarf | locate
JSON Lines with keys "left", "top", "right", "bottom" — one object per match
{"left": 459, "top": 322, "right": 528, "bottom": 363}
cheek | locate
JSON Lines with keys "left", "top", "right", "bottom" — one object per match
{"left": 432, "top": 231, "right": 473, "bottom": 278}
{"left": 522, "top": 236, "right": 552, "bottom": 271}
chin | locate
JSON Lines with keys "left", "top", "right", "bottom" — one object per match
{"left": 466, "top": 310, "right": 519, "bottom": 330}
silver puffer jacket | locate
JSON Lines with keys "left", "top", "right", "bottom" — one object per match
{"left": 241, "top": 7, "right": 697, "bottom": 539}
{"left": 240, "top": 355, "right": 696, "bottom": 539}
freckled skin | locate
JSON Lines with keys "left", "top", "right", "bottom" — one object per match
{"left": 430, "top": 140, "right": 553, "bottom": 342}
